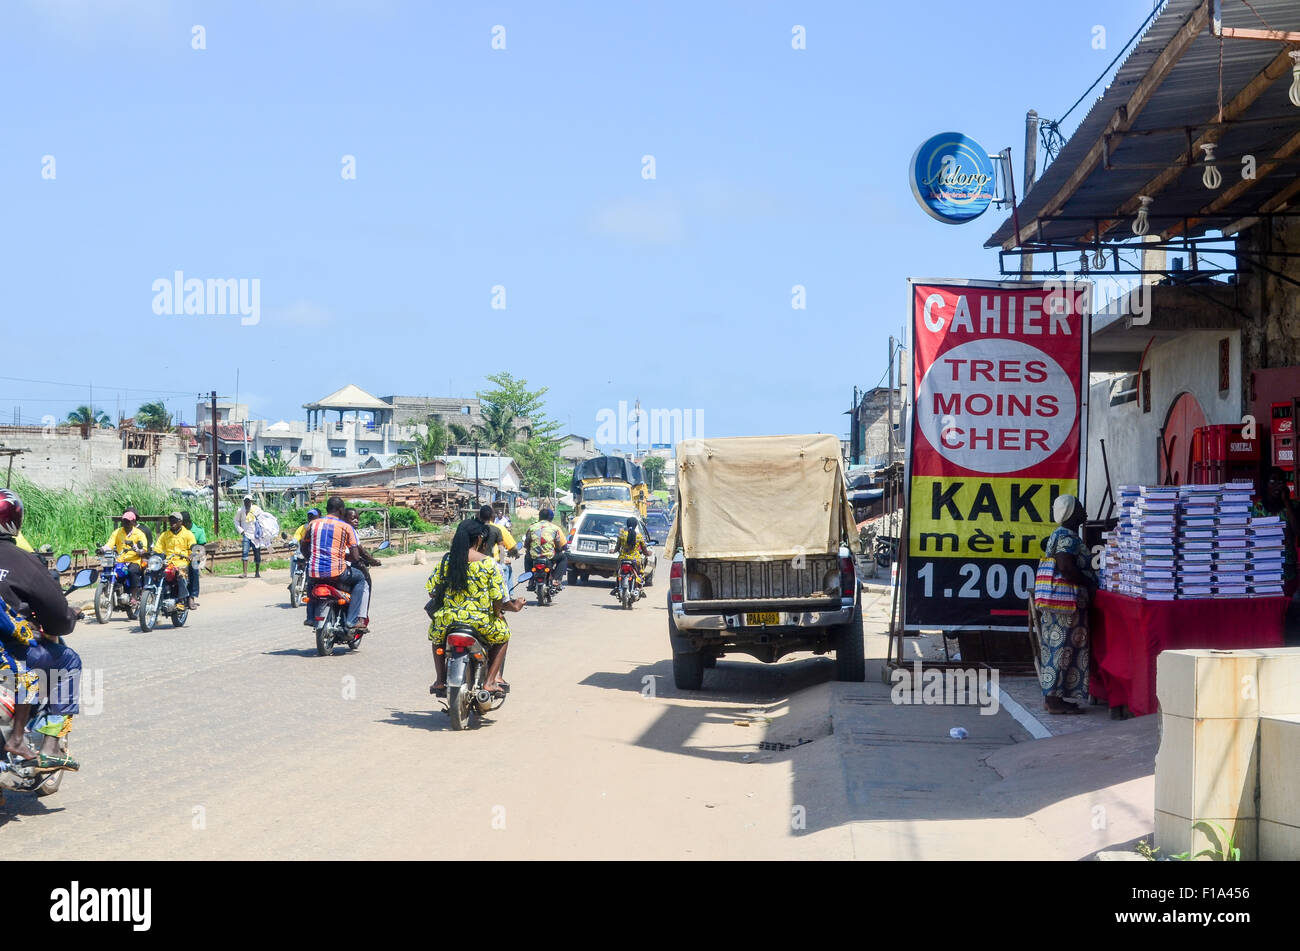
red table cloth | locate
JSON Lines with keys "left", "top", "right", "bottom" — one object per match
{"left": 1088, "top": 591, "right": 1288, "bottom": 716}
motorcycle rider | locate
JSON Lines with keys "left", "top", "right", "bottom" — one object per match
{"left": 611, "top": 516, "right": 649, "bottom": 599}
{"left": 153, "top": 512, "right": 197, "bottom": 611}
{"left": 289, "top": 508, "right": 319, "bottom": 587}
{"left": 525, "top": 508, "right": 567, "bottom": 592}
{"left": 0, "top": 488, "right": 80, "bottom": 770}
{"left": 181, "top": 511, "right": 205, "bottom": 606}
{"left": 476, "top": 504, "right": 518, "bottom": 592}
{"left": 104, "top": 509, "right": 148, "bottom": 612}
{"left": 427, "top": 519, "right": 525, "bottom": 696}
{"left": 301, "top": 496, "right": 369, "bottom": 635}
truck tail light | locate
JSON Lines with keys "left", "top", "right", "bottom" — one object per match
{"left": 840, "top": 555, "right": 856, "bottom": 598}
{"left": 670, "top": 561, "right": 684, "bottom": 603}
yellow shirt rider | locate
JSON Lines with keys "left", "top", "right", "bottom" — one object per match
{"left": 613, "top": 517, "right": 649, "bottom": 594}
{"left": 152, "top": 513, "right": 197, "bottom": 610}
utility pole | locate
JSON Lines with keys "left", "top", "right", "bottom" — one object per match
{"left": 210, "top": 391, "right": 220, "bottom": 537}
{"left": 474, "top": 438, "right": 480, "bottom": 504}
{"left": 1022, "top": 110, "right": 1038, "bottom": 278}
{"left": 887, "top": 337, "right": 895, "bottom": 468}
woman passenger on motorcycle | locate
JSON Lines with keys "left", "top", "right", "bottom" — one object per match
{"left": 427, "top": 519, "right": 525, "bottom": 696}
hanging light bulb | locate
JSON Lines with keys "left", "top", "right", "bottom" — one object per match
{"left": 1132, "top": 195, "right": 1152, "bottom": 236}
{"left": 1290, "top": 51, "right": 1300, "bottom": 108}
{"left": 1092, "top": 246, "right": 1107, "bottom": 269}
{"left": 1201, "top": 143, "right": 1222, "bottom": 190}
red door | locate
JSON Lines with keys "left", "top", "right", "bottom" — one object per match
{"left": 1158, "top": 392, "right": 1207, "bottom": 485}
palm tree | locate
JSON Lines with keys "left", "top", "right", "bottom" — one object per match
{"left": 65, "top": 405, "right": 110, "bottom": 428}
{"left": 135, "top": 400, "right": 173, "bottom": 432}
{"left": 447, "top": 421, "right": 484, "bottom": 448}
{"left": 397, "top": 417, "right": 450, "bottom": 465}
{"left": 247, "top": 453, "right": 292, "bottom": 477}
{"left": 479, "top": 402, "right": 518, "bottom": 453}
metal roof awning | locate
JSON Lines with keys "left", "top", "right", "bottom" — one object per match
{"left": 988, "top": 0, "right": 1300, "bottom": 261}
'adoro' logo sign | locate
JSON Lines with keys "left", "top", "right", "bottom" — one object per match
{"left": 910, "top": 133, "right": 996, "bottom": 224}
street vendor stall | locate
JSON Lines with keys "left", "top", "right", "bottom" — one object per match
{"left": 1088, "top": 590, "right": 1287, "bottom": 716}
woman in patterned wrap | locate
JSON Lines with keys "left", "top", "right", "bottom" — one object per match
{"left": 427, "top": 519, "right": 525, "bottom": 696}
{"left": 1032, "top": 494, "right": 1096, "bottom": 714}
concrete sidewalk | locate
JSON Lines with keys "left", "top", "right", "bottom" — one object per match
{"left": 824, "top": 580, "right": 1157, "bottom": 859}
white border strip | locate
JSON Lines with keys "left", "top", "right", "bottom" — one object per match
{"left": 994, "top": 683, "right": 1052, "bottom": 739}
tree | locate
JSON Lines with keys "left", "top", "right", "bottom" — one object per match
{"left": 479, "top": 402, "right": 518, "bottom": 453}
{"left": 66, "top": 405, "right": 110, "bottom": 428}
{"left": 135, "top": 401, "right": 173, "bottom": 432}
{"left": 447, "top": 421, "right": 481, "bottom": 447}
{"left": 397, "top": 416, "right": 450, "bottom": 465}
{"left": 642, "top": 455, "right": 667, "bottom": 492}
{"left": 247, "top": 453, "right": 292, "bottom": 477}
{"left": 479, "top": 372, "right": 560, "bottom": 443}
{"left": 479, "top": 372, "right": 564, "bottom": 492}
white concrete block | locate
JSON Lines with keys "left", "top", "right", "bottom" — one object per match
{"left": 1155, "top": 714, "right": 1257, "bottom": 819}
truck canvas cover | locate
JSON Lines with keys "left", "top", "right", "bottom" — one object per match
{"left": 571, "top": 456, "right": 645, "bottom": 494}
{"left": 670, "top": 434, "right": 855, "bottom": 561}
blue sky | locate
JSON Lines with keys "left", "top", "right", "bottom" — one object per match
{"left": 1, "top": 0, "right": 1161, "bottom": 446}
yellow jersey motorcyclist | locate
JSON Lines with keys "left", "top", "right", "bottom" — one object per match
{"left": 152, "top": 512, "right": 198, "bottom": 610}
{"left": 611, "top": 516, "right": 649, "bottom": 598}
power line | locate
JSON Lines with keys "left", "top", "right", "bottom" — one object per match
{"left": 0, "top": 375, "right": 200, "bottom": 397}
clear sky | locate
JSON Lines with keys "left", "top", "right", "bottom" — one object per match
{"left": 1, "top": 0, "right": 1162, "bottom": 447}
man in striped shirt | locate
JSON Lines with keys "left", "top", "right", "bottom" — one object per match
{"left": 301, "top": 496, "right": 369, "bottom": 633}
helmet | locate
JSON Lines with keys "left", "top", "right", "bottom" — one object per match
{"left": 307, "top": 508, "right": 320, "bottom": 519}
{"left": 0, "top": 488, "right": 24, "bottom": 536}
{"left": 540, "top": 508, "right": 554, "bottom": 521}
{"left": 121, "top": 509, "right": 138, "bottom": 523}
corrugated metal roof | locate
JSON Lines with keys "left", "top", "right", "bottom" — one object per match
{"left": 987, "top": 0, "right": 1300, "bottom": 248}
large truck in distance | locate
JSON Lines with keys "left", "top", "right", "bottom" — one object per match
{"left": 570, "top": 455, "right": 649, "bottom": 521}
{"left": 665, "top": 434, "right": 864, "bottom": 690}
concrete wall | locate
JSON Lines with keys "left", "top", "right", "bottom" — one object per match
{"left": 0, "top": 426, "right": 197, "bottom": 491}
{"left": 1085, "top": 330, "right": 1242, "bottom": 515}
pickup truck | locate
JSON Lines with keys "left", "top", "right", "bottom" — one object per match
{"left": 665, "top": 434, "right": 864, "bottom": 690}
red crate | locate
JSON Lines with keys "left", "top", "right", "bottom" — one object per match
{"left": 1193, "top": 424, "right": 1259, "bottom": 464}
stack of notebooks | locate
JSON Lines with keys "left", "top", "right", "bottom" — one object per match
{"left": 1128, "top": 487, "right": 1179, "bottom": 600}
{"left": 1175, "top": 484, "right": 1248, "bottom": 599}
{"left": 1247, "top": 512, "right": 1286, "bottom": 595}
{"left": 1099, "top": 482, "right": 1286, "bottom": 601}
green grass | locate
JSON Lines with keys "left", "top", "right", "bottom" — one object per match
{"left": 12, "top": 474, "right": 251, "bottom": 554}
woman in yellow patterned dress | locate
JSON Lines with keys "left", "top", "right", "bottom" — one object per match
{"left": 427, "top": 520, "right": 525, "bottom": 695}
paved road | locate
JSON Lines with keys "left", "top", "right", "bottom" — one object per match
{"left": 3, "top": 556, "right": 853, "bottom": 859}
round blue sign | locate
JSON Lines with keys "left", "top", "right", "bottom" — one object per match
{"left": 910, "top": 133, "right": 997, "bottom": 224}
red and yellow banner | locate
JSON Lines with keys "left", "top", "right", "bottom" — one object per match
{"left": 904, "top": 279, "right": 1088, "bottom": 631}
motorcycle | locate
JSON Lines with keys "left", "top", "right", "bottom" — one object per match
{"left": 137, "top": 546, "right": 202, "bottom": 632}
{"left": 531, "top": 561, "right": 559, "bottom": 606}
{"left": 435, "top": 571, "right": 530, "bottom": 731}
{"left": 94, "top": 547, "right": 140, "bottom": 624}
{"left": 282, "top": 534, "right": 307, "bottom": 607}
{"left": 309, "top": 540, "right": 389, "bottom": 656}
{"left": 874, "top": 535, "right": 898, "bottom": 568}
{"left": 616, "top": 557, "right": 642, "bottom": 609}
{"left": 0, "top": 567, "right": 97, "bottom": 799}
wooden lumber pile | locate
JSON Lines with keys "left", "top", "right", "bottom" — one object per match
{"left": 314, "top": 486, "right": 468, "bottom": 525}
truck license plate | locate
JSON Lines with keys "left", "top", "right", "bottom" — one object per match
{"left": 746, "top": 612, "right": 780, "bottom": 626}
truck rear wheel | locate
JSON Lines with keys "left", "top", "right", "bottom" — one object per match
{"left": 673, "top": 650, "right": 704, "bottom": 691}
{"left": 669, "top": 607, "right": 704, "bottom": 690}
{"left": 833, "top": 606, "right": 866, "bottom": 682}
